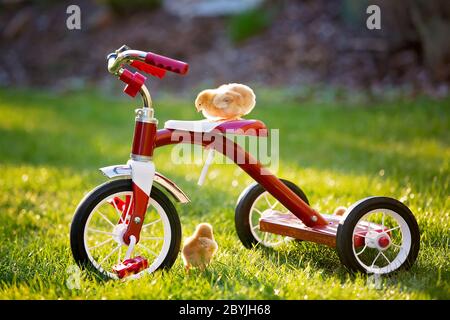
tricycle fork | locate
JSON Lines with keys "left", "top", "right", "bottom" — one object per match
{"left": 121, "top": 107, "right": 158, "bottom": 245}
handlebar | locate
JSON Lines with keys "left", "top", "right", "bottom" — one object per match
{"left": 107, "top": 46, "right": 189, "bottom": 77}
{"left": 106, "top": 45, "right": 189, "bottom": 109}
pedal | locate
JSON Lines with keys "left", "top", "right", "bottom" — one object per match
{"left": 112, "top": 256, "right": 149, "bottom": 279}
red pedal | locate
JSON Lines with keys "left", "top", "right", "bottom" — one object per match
{"left": 112, "top": 256, "right": 149, "bottom": 279}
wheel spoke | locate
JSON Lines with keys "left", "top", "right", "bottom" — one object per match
{"left": 97, "top": 210, "right": 115, "bottom": 228}
{"left": 110, "top": 199, "right": 124, "bottom": 222}
{"left": 87, "top": 228, "right": 114, "bottom": 236}
{"left": 117, "top": 246, "right": 122, "bottom": 264}
{"left": 99, "top": 245, "right": 121, "bottom": 265}
{"left": 356, "top": 244, "right": 367, "bottom": 256}
{"left": 370, "top": 251, "right": 382, "bottom": 268}
{"left": 263, "top": 193, "right": 273, "bottom": 207}
{"left": 142, "top": 218, "right": 161, "bottom": 229}
{"left": 140, "top": 236, "right": 164, "bottom": 241}
{"left": 252, "top": 225, "right": 259, "bottom": 231}
{"left": 138, "top": 243, "right": 158, "bottom": 257}
{"left": 252, "top": 208, "right": 263, "bottom": 216}
{"left": 271, "top": 200, "right": 279, "bottom": 210}
{"left": 384, "top": 226, "right": 401, "bottom": 233}
{"left": 263, "top": 232, "right": 268, "bottom": 244}
{"left": 88, "top": 238, "right": 113, "bottom": 250}
{"left": 380, "top": 251, "right": 391, "bottom": 264}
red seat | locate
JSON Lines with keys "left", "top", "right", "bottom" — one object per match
{"left": 164, "top": 119, "right": 267, "bottom": 137}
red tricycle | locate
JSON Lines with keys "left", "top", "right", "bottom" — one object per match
{"left": 70, "top": 45, "right": 420, "bottom": 279}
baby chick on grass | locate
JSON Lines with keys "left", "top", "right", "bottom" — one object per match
{"left": 333, "top": 206, "right": 347, "bottom": 216}
{"left": 182, "top": 223, "right": 218, "bottom": 272}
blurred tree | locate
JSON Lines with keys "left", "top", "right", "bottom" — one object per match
{"left": 341, "top": 0, "right": 370, "bottom": 28}
{"left": 409, "top": 1, "right": 450, "bottom": 82}
{"left": 227, "top": 7, "right": 273, "bottom": 43}
{"left": 380, "top": 0, "right": 450, "bottom": 82}
{"left": 341, "top": 0, "right": 450, "bottom": 82}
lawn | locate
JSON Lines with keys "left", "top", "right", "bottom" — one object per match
{"left": 0, "top": 87, "right": 448, "bottom": 299}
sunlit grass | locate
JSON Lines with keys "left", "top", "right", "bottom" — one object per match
{"left": 0, "top": 88, "right": 448, "bottom": 299}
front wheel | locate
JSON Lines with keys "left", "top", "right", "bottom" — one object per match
{"left": 70, "top": 179, "right": 182, "bottom": 279}
{"left": 336, "top": 197, "right": 420, "bottom": 275}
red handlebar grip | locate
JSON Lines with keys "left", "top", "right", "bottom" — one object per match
{"left": 145, "top": 52, "right": 189, "bottom": 75}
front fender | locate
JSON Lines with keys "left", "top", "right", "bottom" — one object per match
{"left": 100, "top": 164, "right": 190, "bottom": 204}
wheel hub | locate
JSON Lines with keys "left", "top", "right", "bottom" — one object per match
{"left": 112, "top": 223, "right": 128, "bottom": 245}
{"left": 365, "top": 231, "right": 391, "bottom": 250}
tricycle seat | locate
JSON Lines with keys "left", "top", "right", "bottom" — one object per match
{"left": 164, "top": 119, "right": 267, "bottom": 136}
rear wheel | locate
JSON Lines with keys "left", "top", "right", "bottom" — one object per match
{"left": 70, "top": 179, "right": 182, "bottom": 279}
{"left": 336, "top": 197, "right": 420, "bottom": 274}
{"left": 235, "top": 179, "right": 309, "bottom": 249}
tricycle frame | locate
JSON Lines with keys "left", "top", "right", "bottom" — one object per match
{"left": 155, "top": 128, "right": 328, "bottom": 228}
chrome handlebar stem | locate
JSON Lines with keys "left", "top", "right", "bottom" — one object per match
{"left": 107, "top": 49, "right": 146, "bottom": 74}
{"left": 107, "top": 47, "right": 152, "bottom": 109}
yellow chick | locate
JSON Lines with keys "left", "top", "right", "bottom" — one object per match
{"left": 195, "top": 83, "right": 256, "bottom": 121}
{"left": 333, "top": 206, "right": 347, "bottom": 216}
{"left": 181, "top": 223, "right": 218, "bottom": 271}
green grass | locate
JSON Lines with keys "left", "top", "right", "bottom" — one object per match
{"left": 0, "top": 87, "right": 449, "bottom": 299}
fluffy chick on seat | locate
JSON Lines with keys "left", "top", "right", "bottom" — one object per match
{"left": 195, "top": 83, "right": 256, "bottom": 121}
{"left": 182, "top": 223, "right": 218, "bottom": 271}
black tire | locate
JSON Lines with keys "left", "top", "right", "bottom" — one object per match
{"left": 336, "top": 196, "right": 420, "bottom": 274}
{"left": 70, "top": 179, "right": 182, "bottom": 279}
{"left": 235, "top": 179, "right": 309, "bottom": 249}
